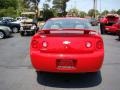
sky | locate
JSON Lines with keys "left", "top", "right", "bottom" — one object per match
{"left": 39, "top": 0, "right": 120, "bottom": 12}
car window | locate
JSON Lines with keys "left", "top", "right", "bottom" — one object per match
{"left": 50, "top": 24, "right": 60, "bottom": 29}
{"left": 75, "top": 25, "right": 83, "bottom": 28}
{"left": 42, "top": 19, "right": 92, "bottom": 30}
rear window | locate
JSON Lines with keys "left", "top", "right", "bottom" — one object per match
{"left": 42, "top": 19, "right": 92, "bottom": 30}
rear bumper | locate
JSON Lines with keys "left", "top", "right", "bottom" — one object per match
{"left": 20, "top": 29, "right": 35, "bottom": 32}
{"left": 30, "top": 51, "right": 104, "bottom": 73}
{"left": 20, "top": 29, "right": 35, "bottom": 35}
{"left": 116, "top": 30, "right": 120, "bottom": 35}
{"left": 105, "top": 26, "right": 118, "bottom": 33}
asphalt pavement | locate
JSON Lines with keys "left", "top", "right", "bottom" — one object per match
{"left": 0, "top": 27, "right": 120, "bottom": 90}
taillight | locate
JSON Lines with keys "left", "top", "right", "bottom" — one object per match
{"left": 42, "top": 41, "right": 48, "bottom": 48}
{"left": 96, "top": 40, "right": 103, "bottom": 49}
{"left": 85, "top": 41, "right": 92, "bottom": 48}
{"left": 31, "top": 40, "right": 39, "bottom": 48}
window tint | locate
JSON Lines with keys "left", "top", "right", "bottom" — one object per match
{"left": 42, "top": 19, "right": 92, "bottom": 30}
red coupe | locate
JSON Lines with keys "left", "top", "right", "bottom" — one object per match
{"left": 100, "top": 14, "right": 119, "bottom": 34}
{"left": 30, "top": 17, "right": 104, "bottom": 73}
{"left": 105, "top": 20, "right": 120, "bottom": 33}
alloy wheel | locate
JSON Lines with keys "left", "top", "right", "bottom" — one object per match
{"left": 0, "top": 31, "right": 4, "bottom": 39}
{"left": 12, "top": 27, "right": 18, "bottom": 33}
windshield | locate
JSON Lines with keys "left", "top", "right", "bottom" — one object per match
{"left": 42, "top": 19, "right": 92, "bottom": 30}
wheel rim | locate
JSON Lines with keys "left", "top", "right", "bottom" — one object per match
{"left": 0, "top": 31, "right": 4, "bottom": 39}
{"left": 13, "top": 27, "right": 18, "bottom": 33}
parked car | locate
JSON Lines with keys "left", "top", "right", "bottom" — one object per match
{"left": 30, "top": 17, "right": 104, "bottom": 73}
{"left": 16, "top": 17, "right": 28, "bottom": 21}
{"left": 15, "top": 17, "right": 28, "bottom": 24}
{"left": 100, "top": 14, "right": 119, "bottom": 34}
{"left": 0, "top": 17, "right": 14, "bottom": 21}
{"left": 0, "top": 26, "right": 12, "bottom": 39}
{"left": 87, "top": 18, "right": 99, "bottom": 26}
{"left": 105, "top": 19, "right": 120, "bottom": 34}
{"left": 20, "top": 19, "right": 38, "bottom": 36}
{"left": 115, "top": 20, "right": 120, "bottom": 40}
{"left": 0, "top": 19, "right": 20, "bottom": 33}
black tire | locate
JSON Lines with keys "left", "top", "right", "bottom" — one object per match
{"left": 31, "top": 31, "right": 35, "bottom": 35}
{"left": 119, "top": 35, "right": 120, "bottom": 41}
{"left": 104, "top": 30, "right": 108, "bottom": 34}
{"left": 0, "top": 31, "right": 5, "bottom": 39}
{"left": 117, "top": 30, "right": 120, "bottom": 41}
{"left": 20, "top": 32, "right": 24, "bottom": 36}
{"left": 36, "top": 71, "right": 44, "bottom": 75}
{"left": 12, "top": 27, "right": 19, "bottom": 33}
{"left": 100, "top": 23, "right": 105, "bottom": 34}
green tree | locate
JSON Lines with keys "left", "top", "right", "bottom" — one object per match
{"left": 16, "top": 0, "right": 29, "bottom": 16}
{"left": 24, "top": 0, "right": 51, "bottom": 17}
{"left": 110, "top": 9, "right": 116, "bottom": 14}
{"left": 0, "top": 0, "right": 18, "bottom": 9}
{"left": 101, "top": 10, "right": 109, "bottom": 15}
{"left": 43, "top": 9, "right": 54, "bottom": 20}
{"left": 52, "top": 0, "right": 70, "bottom": 16}
{"left": 0, "top": 0, "right": 22, "bottom": 17}
{"left": 117, "top": 9, "right": 120, "bottom": 15}
{"left": 79, "top": 11, "right": 87, "bottom": 18}
{"left": 88, "top": 9, "right": 99, "bottom": 18}
{"left": 68, "top": 8, "right": 80, "bottom": 17}
{"left": 0, "top": 7, "right": 17, "bottom": 17}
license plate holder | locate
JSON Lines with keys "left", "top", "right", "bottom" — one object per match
{"left": 56, "top": 59, "right": 76, "bottom": 68}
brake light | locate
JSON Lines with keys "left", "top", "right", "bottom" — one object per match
{"left": 96, "top": 40, "right": 103, "bottom": 49}
{"left": 89, "top": 31, "right": 98, "bottom": 35}
{"left": 31, "top": 40, "right": 39, "bottom": 48}
{"left": 42, "top": 41, "right": 48, "bottom": 48}
{"left": 85, "top": 42, "right": 92, "bottom": 48}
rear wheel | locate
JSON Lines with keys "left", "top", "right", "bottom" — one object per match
{"left": 119, "top": 35, "right": 120, "bottom": 41}
{"left": 31, "top": 31, "right": 35, "bottom": 35}
{"left": 117, "top": 30, "right": 120, "bottom": 41}
{"left": 12, "top": 27, "right": 19, "bottom": 33}
{"left": 0, "top": 31, "right": 5, "bottom": 39}
{"left": 100, "top": 23, "right": 105, "bottom": 34}
{"left": 20, "top": 32, "right": 24, "bottom": 36}
{"left": 104, "top": 30, "right": 108, "bottom": 34}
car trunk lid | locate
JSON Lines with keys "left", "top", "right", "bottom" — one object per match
{"left": 38, "top": 29, "right": 99, "bottom": 54}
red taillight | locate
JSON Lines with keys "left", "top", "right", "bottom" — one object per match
{"left": 85, "top": 41, "right": 92, "bottom": 48}
{"left": 96, "top": 40, "right": 103, "bottom": 49}
{"left": 32, "top": 40, "right": 39, "bottom": 48}
{"left": 42, "top": 41, "right": 48, "bottom": 48}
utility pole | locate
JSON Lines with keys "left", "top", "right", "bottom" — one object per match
{"left": 74, "top": 0, "right": 77, "bottom": 9}
{"left": 35, "top": 0, "right": 39, "bottom": 18}
{"left": 93, "top": 0, "right": 97, "bottom": 18}
{"left": 100, "top": 0, "right": 101, "bottom": 14}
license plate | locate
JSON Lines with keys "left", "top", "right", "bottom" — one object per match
{"left": 106, "top": 28, "right": 109, "bottom": 30}
{"left": 56, "top": 59, "right": 76, "bottom": 68}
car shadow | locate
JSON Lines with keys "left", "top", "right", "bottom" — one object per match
{"left": 115, "top": 38, "right": 120, "bottom": 41}
{"left": 106, "top": 33, "right": 117, "bottom": 36}
{"left": 37, "top": 71, "right": 102, "bottom": 88}
{"left": 4, "top": 35, "right": 14, "bottom": 39}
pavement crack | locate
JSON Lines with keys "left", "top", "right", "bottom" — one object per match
{"left": 0, "top": 65, "right": 33, "bottom": 69}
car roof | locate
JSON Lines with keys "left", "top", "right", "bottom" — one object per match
{"left": 49, "top": 17, "right": 86, "bottom": 21}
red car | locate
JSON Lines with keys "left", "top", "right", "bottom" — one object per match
{"left": 100, "top": 14, "right": 119, "bottom": 34}
{"left": 30, "top": 17, "right": 104, "bottom": 73}
{"left": 105, "top": 20, "right": 120, "bottom": 33}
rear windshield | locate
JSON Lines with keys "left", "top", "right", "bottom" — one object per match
{"left": 42, "top": 19, "right": 92, "bottom": 30}
{"left": 106, "top": 16, "right": 119, "bottom": 21}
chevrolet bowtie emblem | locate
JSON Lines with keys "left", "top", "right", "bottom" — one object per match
{"left": 63, "top": 41, "right": 71, "bottom": 44}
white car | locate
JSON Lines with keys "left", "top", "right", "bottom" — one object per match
{"left": 0, "top": 26, "right": 12, "bottom": 39}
